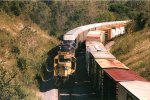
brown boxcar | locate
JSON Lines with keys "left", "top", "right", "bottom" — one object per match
{"left": 103, "top": 69, "right": 147, "bottom": 100}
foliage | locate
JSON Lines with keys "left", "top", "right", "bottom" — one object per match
{"left": 109, "top": 3, "right": 129, "bottom": 16}
{"left": 95, "top": 10, "right": 116, "bottom": 22}
{"left": 109, "top": 1, "right": 150, "bottom": 30}
{"left": 0, "top": 66, "right": 28, "bottom": 99}
{"left": 11, "top": 46, "right": 20, "bottom": 56}
{"left": 29, "top": 2, "right": 51, "bottom": 31}
{"left": 17, "top": 57, "right": 26, "bottom": 70}
{"left": 0, "top": 1, "right": 25, "bottom": 16}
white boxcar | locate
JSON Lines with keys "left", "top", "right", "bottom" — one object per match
{"left": 111, "top": 29, "right": 116, "bottom": 38}
{"left": 116, "top": 27, "right": 121, "bottom": 36}
{"left": 120, "top": 26, "right": 125, "bottom": 34}
{"left": 118, "top": 81, "right": 150, "bottom": 100}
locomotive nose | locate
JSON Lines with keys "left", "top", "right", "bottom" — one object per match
{"left": 62, "top": 66, "right": 69, "bottom": 70}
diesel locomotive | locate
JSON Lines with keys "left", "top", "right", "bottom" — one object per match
{"left": 54, "top": 40, "right": 76, "bottom": 86}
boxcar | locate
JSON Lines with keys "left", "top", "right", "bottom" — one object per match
{"left": 90, "top": 57, "right": 147, "bottom": 100}
{"left": 103, "top": 69, "right": 146, "bottom": 100}
{"left": 118, "top": 81, "right": 150, "bottom": 100}
{"left": 91, "top": 59, "right": 129, "bottom": 94}
{"left": 86, "top": 41, "right": 114, "bottom": 76}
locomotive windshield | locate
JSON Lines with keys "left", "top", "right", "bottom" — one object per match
{"left": 59, "top": 40, "right": 76, "bottom": 52}
{"left": 59, "top": 55, "right": 70, "bottom": 62}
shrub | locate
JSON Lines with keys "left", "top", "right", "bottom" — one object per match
{"left": 109, "top": 3, "right": 129, "bottom": 15}
{"left": 0, "top": 66, "right": 28, "bottom": 100}
{"left": 95, "top": 11, "right": 116, "bottom": 22}
{"left": 11, "top": 46, "right": 20, "bottom": 56}
{"left": 17, "top": 58, "right": 26, "bottom": 70}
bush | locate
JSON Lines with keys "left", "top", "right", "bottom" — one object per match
{"left": 135, "top": 12, "right": 148, "bottom": 30}
{"left": 0, "top": 66, "right": 28, "bottom": 100}
{"left": 17, "top": 58, "right": 26, "bottom": 70}
{"left": 109, "top": 3, "right": 129, "bottom": 16}
{"left": 11, "top": 46, "right": 20, "bottom": 56}
{"left": 95, "top": 11, "right": 116, "bottom": 22}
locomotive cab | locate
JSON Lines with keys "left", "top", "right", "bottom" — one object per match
{"left": 54, "top": 52, "right": 76, "bottom": 80}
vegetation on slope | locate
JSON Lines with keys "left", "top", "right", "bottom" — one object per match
{"left": 0, "top": 11, "right": 59, "bottom": 99}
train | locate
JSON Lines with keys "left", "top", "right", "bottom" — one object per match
{"left": 54, "top": 21, "right": 129, "bottom": 82}
{"left": 53, "top": 20, "right": 150, "bottom": 99}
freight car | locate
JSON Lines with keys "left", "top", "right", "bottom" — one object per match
{"left": 85, "top": 29, "right": 150, "bottom": 100}
{"left": 118, "top": 81, "right": 150, "bottom": 100}
{"left": 53, "top": 21, "right": 129, "bottom": 86}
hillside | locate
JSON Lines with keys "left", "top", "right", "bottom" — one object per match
{"left": 0, "top": 12, "right": 59, "bottom": 99}
{"left": 111, "top": 28, "right": 150, "bottom": 80}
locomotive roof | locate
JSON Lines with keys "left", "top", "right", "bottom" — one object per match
{"left": 86, "top": 41, "right": 107, "bottom": 52}
{"left": 95, "top": 59, "right": 129, "bottom": 69}
{"left": 63, "top": 34, "right": 76, "bottom": 40}
{"left": 119, "top": 81, "right": 150, "bottom": 100}
{"left": 104, "top": 69, "right": 146, "bottom": 82}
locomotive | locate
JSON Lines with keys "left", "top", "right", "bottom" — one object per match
{"left": 54, "top": 40, "right": 76, "bottom": 86}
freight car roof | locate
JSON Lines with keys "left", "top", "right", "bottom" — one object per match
{"left": 86, "top": 41, "right": 108, "bottom": 52}
{"left": 97, "top": 26, "right": 111, "bottom": 30}
{"left": 119, "top": 81, "right": 150, "bottom": 100}
{"left": 91, "top": 52, "right": 116, "bottom": 59}
{"left": 87, "top": 30, "right": 105, "bottom": 36}
{"left": 104, "top": 69, "right": 146, "bottom": 82}
{"left": 95, "top": 59, "right": 129, "bottom": 69}
{"left": 64, "top": 20, "right": 129, "bottom": 40}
